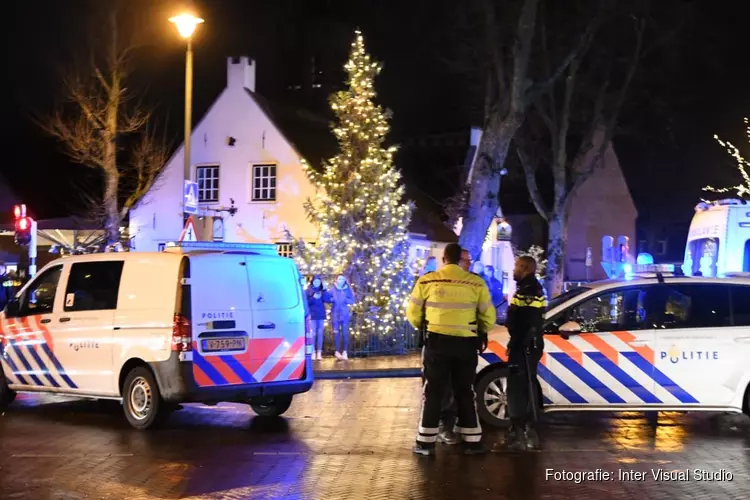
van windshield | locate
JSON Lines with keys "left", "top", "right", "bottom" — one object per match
{"left": 685, "top": 238, "right": 720, "bottom": 277}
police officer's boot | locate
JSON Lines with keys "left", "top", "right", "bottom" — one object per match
{"left": 524, "top": 422, "right": 540, "bottom": 450}
{"left": 413, "top": 441, "right": 436, "bottom": 457}
{"left": 437, "top": 417, "right": 459, "bottom": 445}
{"left": 492, "top": 421, "right": 525, "bottom": 452}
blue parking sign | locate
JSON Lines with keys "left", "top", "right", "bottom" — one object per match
{"left": 184, "top": 180, "right": 199, "bottom": 215}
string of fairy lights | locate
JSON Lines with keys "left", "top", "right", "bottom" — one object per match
{"left": 292, "top": 31, "right": 415, "bottom": 340}
{"left": 703, "top": 117, "right": 749, "bottom": 198}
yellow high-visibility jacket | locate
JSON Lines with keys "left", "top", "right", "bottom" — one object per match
{"left": 406, "top": 264, "right": 496, "bottom": 337}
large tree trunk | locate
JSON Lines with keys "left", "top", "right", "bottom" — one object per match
{"left": 459, "top": 119, "right": 519, "bottom": 260}
{"left": 103, "top": 169, "right": 120, "bottom": 246}
{"left": 545, "top": 213, "right": 567, "bottom": 298}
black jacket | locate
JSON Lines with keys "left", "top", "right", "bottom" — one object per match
{"left": 506, "top": 274, "right": 546, "bottom": 348}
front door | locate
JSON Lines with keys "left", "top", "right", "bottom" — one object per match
{"left": 54, "top": 261, "right": 123, "bottom": 395}
{"left": 0, "top": 265, "right": 78, "bottom": 392}
{"left": 542, "top": 286, "right": 660, "bottom": 407}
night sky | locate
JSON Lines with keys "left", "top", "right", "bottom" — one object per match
{"left": 2, "top": 0, "right": 748, "bottom": 239}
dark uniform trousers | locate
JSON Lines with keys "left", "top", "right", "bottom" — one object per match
{"left": 507, "top": 340, "right": 544, "bottom": 422}
{"left": 417, "top": 333, "right": 481, "bottom": 444}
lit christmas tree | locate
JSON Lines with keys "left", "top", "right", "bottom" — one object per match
{"left": 291, "top": 30, "right": 415, "bottom": 342}
{"left": 704, "top": 117, "right": 749, "bottom": 198}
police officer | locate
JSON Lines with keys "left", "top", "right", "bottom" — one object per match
{"left": 494, "top": 256, "right": 547, "bottom": 451}
{"left": 408, "top": 243, "right": 496, "bottom": 456}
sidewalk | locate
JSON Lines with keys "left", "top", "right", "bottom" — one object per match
{"left": 313, "top": 352, "right": 421, "bottom": 379}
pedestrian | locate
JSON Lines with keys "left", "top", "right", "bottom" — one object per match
{"left": 329, "top": 275, "right": 355, "bottom": 360}
{"left": 306, "top": 276, "right": 332, "bottom": 360}
{"left": 459, "top": 249, "right": 471, "bottom": 272}
{"left": 493, "top": 256, "right": 547, "bottom": 452}
{"left": 483, "top": 265, "right": 505, "bottom": 308}
{"left": 407, "top": 243, "right": 496, "bottom": 456}
{"left": 471, "top": 261, "right": 487, "bottom": 280}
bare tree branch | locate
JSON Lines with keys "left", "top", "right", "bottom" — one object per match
{"left": 509, "top": 0, "right": 541, "bottom": 119}
{"left": 516, "top": 146, "right": 549, "bottom": 221}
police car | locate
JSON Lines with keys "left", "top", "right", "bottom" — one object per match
{"left": 475, "top": 272, "right": 750, "bottom": 427}
{"left": 0, "top": 242, "right": 314, "bottom": 430}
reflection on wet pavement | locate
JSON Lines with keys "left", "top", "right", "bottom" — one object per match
{"left": 0, "top": 378, "right": 748, "bottom": 499}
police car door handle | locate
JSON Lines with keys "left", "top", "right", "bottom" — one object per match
{"left": 628, "top": 340, "right": 649, "bottom": 346}
{"left": 258, "top": 322, "right": 276, "bottom": 330}
{"left": 40, "top": 318, "right": 51, "bottom": 324}
{"left": 59, "top": 317, "right": 71, "bottom": 323}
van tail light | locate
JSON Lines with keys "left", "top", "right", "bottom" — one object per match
{"left": 304, "top": 313, "right": 313, "bottom": 355}
{"left": 172, "top": 313, "right": 192, "bottom": 352}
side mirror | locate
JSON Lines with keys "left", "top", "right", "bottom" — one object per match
{"left": 559, "top": 321, "right": 582, "bottom": 340}
{"left": 4, "top": 299, "right": 19, "bottom": 318}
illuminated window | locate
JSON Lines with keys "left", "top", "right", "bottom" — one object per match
{"left": 276, "top": 242, "right": 294, "bottom": 258}
{"left": 252, "top": 164, "right": 277, "bottom": 201}
{"left": 196, "top": 165, "right": 220, "bottom": 202}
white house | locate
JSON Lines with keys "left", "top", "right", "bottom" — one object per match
{"left": 130, "top": 57, "right": 319, "bottom": 255}
{"left": 130, "top": 56, "right": 456, "bottom": 267}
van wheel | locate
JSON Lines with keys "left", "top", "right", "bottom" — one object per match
{"left": 249, "top": 395, "right": 293, "bottom": 417}
{"left": 122, "top": 367, "right": 166, "bottom": 430}
{"left": 0, "top": 371, "right": 15, "bottom": 409}
{"left": 475, "top": 366, "right": 511, "bottom": 428}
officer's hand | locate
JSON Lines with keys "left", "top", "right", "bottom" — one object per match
{"left": 480, "top": 337, "right": 488, "bottom": 353}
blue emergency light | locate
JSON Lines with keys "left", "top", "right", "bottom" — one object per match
{"left": 163, "top": 241, "right": 280, "bottom": 256}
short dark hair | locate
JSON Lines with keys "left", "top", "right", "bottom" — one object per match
{"left": 518, "top": 255, "right": 537, "bottom": 273}
{"left": 444, "top": 243, "right": 462, "bottom": 264}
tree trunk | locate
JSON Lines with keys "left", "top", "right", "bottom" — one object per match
{"left": 545, "top": 213, "right": 567, "bottom": 298}
{"left": 458, "top": 119, "right": 518, "bottom": 261}
{"left": 103, "top": 169, "right": 120, "bottom": 246}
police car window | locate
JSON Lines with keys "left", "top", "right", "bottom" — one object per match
{"left": 731, "top": 285, "right": 750, "bottom": 326}
{"left": 565, "top": 288, "right": 650, "bottom": 333}
{"left": 20, "top": 266, "right": 62, "bottom": 316}
{"left": 64, "top": 261, "right": 124, "bottom": 312}
{"left": 657, "top": 285, "right": 731, "bottom": 329}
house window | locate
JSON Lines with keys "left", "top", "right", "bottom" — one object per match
{"left": 196, "top": 165, "right": 219, "bottom": 202}
{"left": 252, "top": 164, "right": 277, "bottom": 201}
{"left": 276, "top": 242, "right": 294, "bottom": 258}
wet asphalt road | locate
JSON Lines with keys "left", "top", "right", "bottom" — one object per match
{"left": 1, "top": 378, "right": 749, "bottom": 499}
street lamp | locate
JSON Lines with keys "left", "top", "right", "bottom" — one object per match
{"left": 169, "top": 13, "right": 204, "bottom": 221}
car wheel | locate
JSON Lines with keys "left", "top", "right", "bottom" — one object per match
{"left": 475, "top": 366, "right": 511, "bottom": 428}
{"left": 0, "top": 370, "right": 16, "bottom": 409}
{"left": 122, "top": 367, "right": 167, "bottom": 430}
{"left": 249, "top": 395, "right": 293, "bottom": 417}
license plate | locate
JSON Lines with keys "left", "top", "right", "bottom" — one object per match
{"left": 202, "top": 337, "right": 245, "bottom": 352}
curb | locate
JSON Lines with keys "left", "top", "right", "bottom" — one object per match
{"left": 314, "top": 368, "right": 421, "bottom": 380}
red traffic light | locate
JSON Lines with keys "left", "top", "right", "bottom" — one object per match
{"left": 17, "top": 217, "right": 29, "bottom": 231}
{"left": 13, "top": 205, "right": 22, "bottom": 219}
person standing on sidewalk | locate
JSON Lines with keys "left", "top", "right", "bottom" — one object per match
{"left": 329, "top": 275, "right": 355, "bottom": 360}
{"left": 408, "top": 243, "right": 496, "bottom": 456}
{"left": 493, "top": 256, "right": 546, "bottom": 452}
{"left": 306, "top": 276, "right": 332, "bottom": 360}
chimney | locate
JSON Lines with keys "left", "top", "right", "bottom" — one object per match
{"left": 227, "top": 56, "right": 256, "bottom": 92}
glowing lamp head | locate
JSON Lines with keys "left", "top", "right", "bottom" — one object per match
{"left": 169, "top": 13, "right": 204, "bottom": 39}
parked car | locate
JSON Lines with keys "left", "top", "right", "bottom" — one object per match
{"left": 476, "top": 273, "right": 750, "bottom": 427}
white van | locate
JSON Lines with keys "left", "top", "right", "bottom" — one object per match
{"left": 682, "top": 198, "right": 750, "bottom": 277}
{"left": 0, "top": 241, "right": 313, "bottom": 430}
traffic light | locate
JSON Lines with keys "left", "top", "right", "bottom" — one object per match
{"left": 13, "top": 204, "right": 33, "bottom": 246}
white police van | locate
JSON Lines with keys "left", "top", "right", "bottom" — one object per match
{"left": 0, "top": 242, "right": 313, "bottom": 430}
{"left": 476, "top": 273, "right": 750, "bottom": 427}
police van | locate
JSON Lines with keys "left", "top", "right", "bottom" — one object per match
{"left": 476, "top": 273, "right": 750, "bottom": 427}
{"left": 0, "top": 241, "right": 313, "bottom": 430}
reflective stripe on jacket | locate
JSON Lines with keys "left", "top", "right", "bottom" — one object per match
{"left": 406, "top": 264, "right": 496, "bottom": 337}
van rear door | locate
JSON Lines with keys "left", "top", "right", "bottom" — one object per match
{"left": 245, "top": 256, "right": 306, "bottom": 383}
{"left": 189, "top": 254, "right": 256, "bottom": 387}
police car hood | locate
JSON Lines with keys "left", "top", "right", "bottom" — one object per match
{"left": 487, "top": 324, "right": 511, "bottom": 345}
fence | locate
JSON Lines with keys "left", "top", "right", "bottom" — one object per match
{"left": 319, "top": 320, "right": 420, "bottom": 357}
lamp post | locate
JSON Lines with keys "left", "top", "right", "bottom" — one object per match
{"left": 169, "top": 13, "right": 204, "bottom": 221}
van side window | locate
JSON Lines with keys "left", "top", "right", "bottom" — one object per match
{"left": 19, "top": 266, "right": 62, "bottom": 316}
{"left": 657, "top": 285, "right": 731, "bottom": 329}
{"left": 730, "top": 285, "right": 750, "bottom": 326}
{"left": 64, "top": 262, "right": 124, "bottom": 312}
